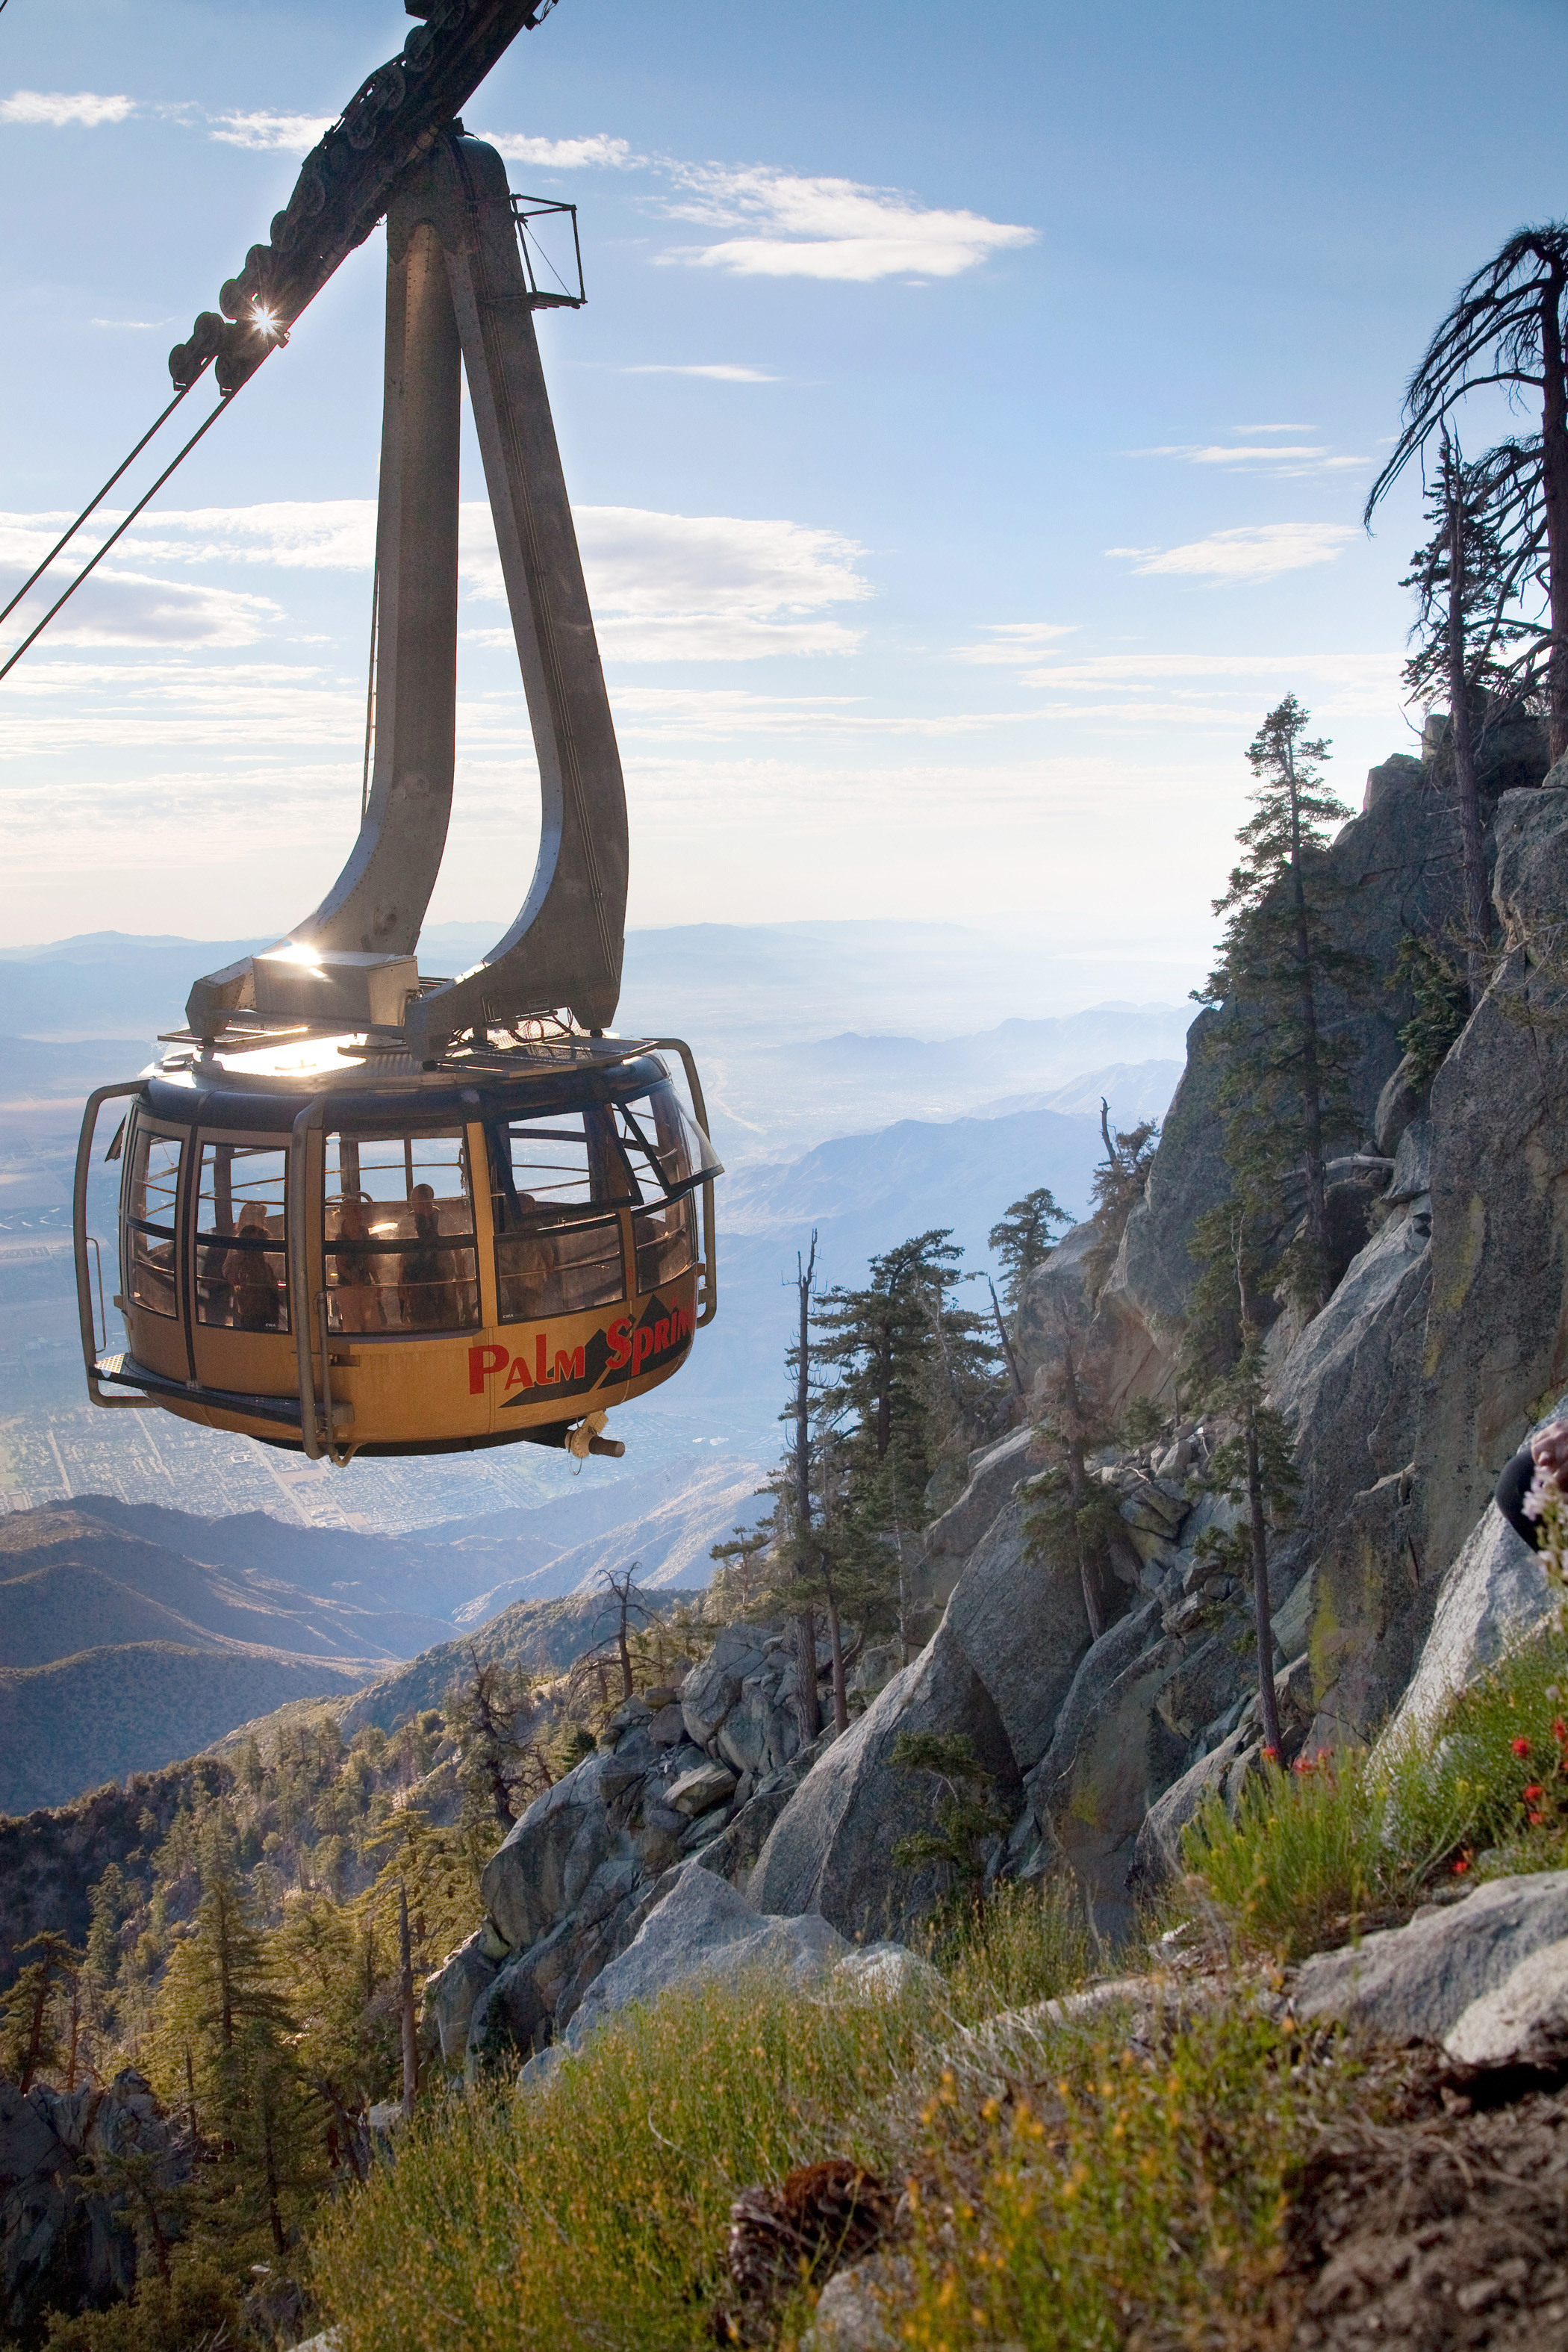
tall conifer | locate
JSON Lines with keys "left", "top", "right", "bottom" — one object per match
{"left": 1198, "top": 695, "right": 1361, "bottom": 1316}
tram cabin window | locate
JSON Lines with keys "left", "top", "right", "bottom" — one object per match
{"left": 489, "top": 1110, "right": 626, "bottom": 1324}
{"left": 610, "top": 1083, "right": 719, "bottom": 1204}
{"left": 196, "top": 1144, "right": 289, "bottom": 1332}
{"left": 125, "top": 1130, "right": 181, "bottom": 1319}
{"left": 323, "top": 1132, "right": 479, "bottom": 1335}
{"left": 633, "top": 1196, "right": 697, "bottom": 1296}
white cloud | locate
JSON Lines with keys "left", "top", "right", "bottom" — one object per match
{"left": 575, "top": 507, "right": 868, "bottom": 617}
{"left": 1130, "top": 443, "right": 1366, "bottom": 476}
{"left": 1015, "top": 648, "right": 1402, "bottom": 724}
{"left": 656, "top": 164, "right": 1036, "bottom": 281}
{"left": 609, "top": 688, "right": 1033, "bottom": 736}
{"left": 462, "top": 502, "right": 871, "bottom": 661}
{"left": 0, "top": 573, "right": 280, "bottom": 653}
{"left": 953, "top": 622, "right": 1079, "bottom": 665}
{"left": 476, "top": 131, "right": 635, "bottom": 170}
{"left": 1231, "top": 421, "right": 1316, "bottom": 434}
{"left": 122, "top": 501, "right": 377, "bottom": 570}
{"left": 0, "top": 659, "right": 361, "bottom": 756}
{"left": 2, "top": 497, "right": 873, "bottom": 665}
{"left": 623, "top": 364, "right": 779, "bottom": 382}
{"left": 602, "top": 615, "right": 862, "bottom": 659}
{"left": 1108, "top": 524, "right": 1359, "bottom": 583}
{"left": 209, "top": 111, "right": 335, "bottom": 153}
{"left": 89, "top": 317, "right": 175, "bottom": 332}
{"left": 1, "top": 90, "right": 134, "bottom": 127}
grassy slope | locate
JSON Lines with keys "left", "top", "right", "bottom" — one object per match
{"left": 311, "top": 1896, "right": 1325, "bottom": 2352}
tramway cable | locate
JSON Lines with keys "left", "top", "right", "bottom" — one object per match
{"left": 0, "top": 364, "right": 217, "bottom": 639}
{"left": 0, "top": 371, "right": 243, "bottom": 684}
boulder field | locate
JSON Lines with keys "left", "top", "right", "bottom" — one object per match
{"left": 427, "top": 731, "right": 1568, "bottom": 2065}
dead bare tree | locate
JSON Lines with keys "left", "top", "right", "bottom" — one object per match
{"left": 597, "top": 1564, "right": 648, "bottom": 1701}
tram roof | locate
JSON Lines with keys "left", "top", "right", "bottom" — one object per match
{"left": 137, "top": 1033, "right": 678, "bottom": 1135}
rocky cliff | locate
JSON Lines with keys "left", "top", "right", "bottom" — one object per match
{"left": 429, "top": 720, "right": 1568, "bottom": 2056}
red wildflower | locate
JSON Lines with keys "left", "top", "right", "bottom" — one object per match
{"left": 1292, "top": 1757, "right": 1311, "bottom": 1776}
{"left": 1453, "top": 1851, "right": 1473, "bottom": 1874}
{"left": 1525, "top": 1784, "right": 1545, "bottom": 1802}
{"left": 1556, "top": 1718, "right": 1568, "bottom": 1745}
{"left": 1512, "top": 1737, "right": 1533, "bottom": 1757}
{"left": 1262, "top": 1746, "right": 1280, "bottom": 1764}
{"left": 1531, "top": 1811, "right": 1548, "bottom": 1827}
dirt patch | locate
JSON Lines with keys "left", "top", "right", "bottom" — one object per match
{"left": 1284, "top": 2052, "right": 1568, "bottom": 2348}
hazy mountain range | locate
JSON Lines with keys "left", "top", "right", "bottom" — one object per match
{"left": 0, "top": 921, "right": 1190, "bottom": 1807}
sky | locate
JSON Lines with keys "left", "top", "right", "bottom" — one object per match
{"left": 1, "top": 0, "right": 1566, "bottom": 989}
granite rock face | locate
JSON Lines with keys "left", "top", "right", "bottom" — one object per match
{"left": 750, "top": 1615, "right": 1019, "bottom": 1941}
{"left": 915, "top": 1425, "right": 1035, "bottom": 1621}
{"left": 560, "top": 1861, "right": 849, "bottom": 2056}
{"left": 1295, "top": 1874, "right": 1568, "bottom": 2045}
{"left": 1115, "top": 759, "right": 1466, "bottom": 1371}
{"left": 1, "top": 2071, "right": 190, "bottom": 2340}
{"left": 1415, "top": 788, "right": 1568, "bottom": 1578}
{"left": 429, "top": 1614, "right": 827, "bottom": 2073}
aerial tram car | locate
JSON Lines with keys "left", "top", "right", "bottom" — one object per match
{"left": 55, "top": 3, "right": 722, "bottom": 1466}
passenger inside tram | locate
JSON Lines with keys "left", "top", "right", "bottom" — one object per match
{"left": 227, "top": 1206, "right": 282, "bottom": 1331}
{"left": 331, "top": 1195, "right": 385, "bottom": 1332}
{"left": 399, "top": 1181, "right": 456, "bottom": 1328}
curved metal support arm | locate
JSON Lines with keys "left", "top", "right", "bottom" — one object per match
{"left": 190, "top": 134, "right": 629, "bottom": 1054}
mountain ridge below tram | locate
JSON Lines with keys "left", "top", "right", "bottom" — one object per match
{"left": 0, "top": 1462, "right": 769, "bottom": 1813}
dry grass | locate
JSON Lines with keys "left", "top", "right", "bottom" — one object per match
{"left": 309, "top": 1884, "right": 1363, "bottom": 2352}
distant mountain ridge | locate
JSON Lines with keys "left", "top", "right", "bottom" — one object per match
{"left": 0, "top": 1464, "right": 770, "bottom": 1811}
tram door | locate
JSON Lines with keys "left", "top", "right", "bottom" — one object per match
{"left": 121, "top": 1119, "right": 190, "bottom": 1387}
{"left": 189, "top": 1135, "right": 294, "bottom": 1398}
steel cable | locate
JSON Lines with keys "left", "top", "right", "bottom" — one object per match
{"left": 0, "top": 365, "right": 209, "bottom": 631}
{"left": 0, "top": 370, "right": 250, "bottom": 684}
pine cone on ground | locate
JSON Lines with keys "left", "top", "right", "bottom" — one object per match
{"left": 726, "top": 2157, "right": 893, "bottom": 2301}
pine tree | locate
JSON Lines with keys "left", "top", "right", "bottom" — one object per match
{"left": 1198, "top": 696, "right": 1363, "bottom": 1315}
{"left": 149, "top": 1832, "right": 315, "bottom": 2261}
{"left": 1, "top": 1931, "right": 81, "bottom": 2091}
{"left": 448, "top": 1648, "right": 535, "bottom": 1830}
{"left": 1401, "top": 430, "right": 1528, "bottom": 1004}
{"left": 988, "top": 1187, "right": 1068, "bottom": 1312}
{"left": 815, "top": 1229, "right": 1000, "bottom": 1525}
{"left": 1021, "top": 1294, "right": 1123, "bottom": 1640}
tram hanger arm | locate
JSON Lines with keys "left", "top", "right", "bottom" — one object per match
{"left": 169, "top": 0, "right": 563, "bottom": 397}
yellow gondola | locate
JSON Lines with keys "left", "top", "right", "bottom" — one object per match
{"left": 71, "top": 126, "right": 721, "bottom": 1466}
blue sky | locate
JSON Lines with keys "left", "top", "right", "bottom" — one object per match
{"left": 1, "top": 0, "right": 1565, "bottom": 984}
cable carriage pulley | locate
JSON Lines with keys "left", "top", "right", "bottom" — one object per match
{"left": 62, "top": 2, "right": 722, "bottom": 1466}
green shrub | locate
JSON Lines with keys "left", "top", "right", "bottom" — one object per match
{"left": 938, "top": 1876, "right": 1095, "bottom": 2020}
{"left": 41, "top": 2244, "right": 242, "bottom": 2351}
{"left": 1180, "top": 1747, "right": 1420, "bottom": 1959}
{"left": 892, "top": 2003, "right": 1330, "bottom": 2350}
{"left": 1180, "top": 1618, "right": 1568, "bottom": 1958}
